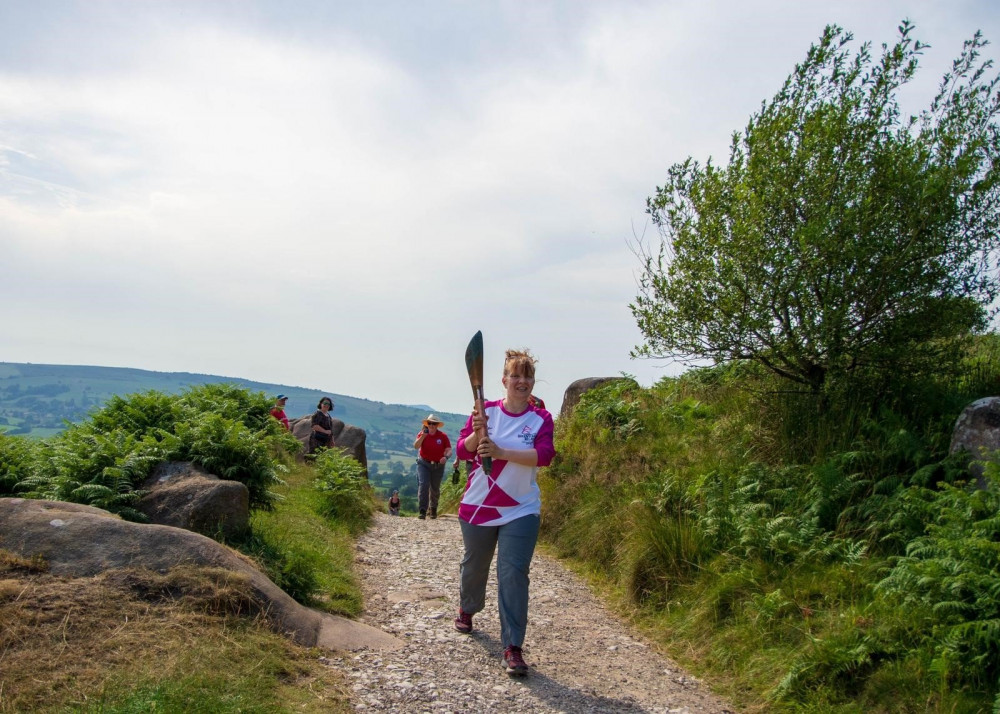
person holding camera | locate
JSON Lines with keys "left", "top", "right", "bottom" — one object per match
{"left": 413, "top": 414, "right": 452, "bottom": 519}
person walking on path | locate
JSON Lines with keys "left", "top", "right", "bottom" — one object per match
{"left": 270, "top": 394, "right": 290, "bottom": 430}
{"left": 413, "top": 414, "right": 452, "bottom": 519}
{"left": 388, "top": 489, "right": 401, "bottom": 516}
{"left": 309, "top": 397, "right": 336, "bottom": 454}
{"left": 339, "top": 512, "right": 735, "bottom": 712}
{"left": 453, "top": 348, "right": 555, "bottom": 677}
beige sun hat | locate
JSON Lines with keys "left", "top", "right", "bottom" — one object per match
{"left": 422, "top": 414, "right": 444, "bottom": 426}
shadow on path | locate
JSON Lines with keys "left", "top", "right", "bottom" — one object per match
{"left": 471, "top": 631, "right": 655, "bottom": 714}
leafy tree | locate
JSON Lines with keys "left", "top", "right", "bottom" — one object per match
{"left": 631, "top": 22, "right": 1000, "bottom": 395}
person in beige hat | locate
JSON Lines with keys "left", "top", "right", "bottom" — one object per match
{"left": 413, "top": 414, "right": 452, "bottom": 519}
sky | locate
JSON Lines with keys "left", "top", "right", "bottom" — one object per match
{"left": 2, "top": 1, "right": 998, "bottom": 416}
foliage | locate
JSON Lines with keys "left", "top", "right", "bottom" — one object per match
{"left": 313, "top": 448, "right": 375, "bottom": 535}
{"left": 542, "top": 333, "right": 1000, "bottom": 711}
{"left": 2, "top": 384, "right": 299, "bottom": 517}
{"left": 178, "top": 382, "right": 277, "bottom": 432}
{"left": 0, "top": 431, "right": 38, "bottom": 497}
{"left": 87, "top": 389, "right": 183, "bottom": 435}
{"left": 874, "top": 462, "right": 1000, "bottom": 703}
{"left": 15, "top": 425, "right": 165, "bottom": 521}
{"left": 631, "top": 22, "right": 1000, "bottom": 395}
{"left": 172, "top": 411, "right": 289, "bottom": 510}
{"left": 241, "top": 462, "right": 365, "bottom": 615}
{"left": 572, "top": 376, "right": 644, "bottom": 440}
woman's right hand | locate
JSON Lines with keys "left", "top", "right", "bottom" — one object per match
{"left": 471, "top": 407, "right": 488, "bottom": 433}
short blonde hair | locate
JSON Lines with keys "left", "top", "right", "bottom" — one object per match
{"left": 503, "top": 349, "right": 537, "bottom": 379}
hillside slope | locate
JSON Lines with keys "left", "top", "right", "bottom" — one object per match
{"left": 0, "top": 362, "right": 466, "bottom": 460}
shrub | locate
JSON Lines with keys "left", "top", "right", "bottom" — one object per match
{"left": 15, "top": 425, "right": 167, "bottom": 521}
{"left": 0, "top": 433, "right": 39, "bottom": 497}
{"left": 172, "top": 412, "right": 287, "bottom": 510}
{"left": 571, "top": 377, "right": 644, "bottom": 440}
{"left": 313, "top": 449, "right": 374, "bottom": 534}
{"left": 179, "top": 383, "right": 277, "bottom": 433}
{"left": 874, "top": 461, "right": 1000, "bottom": 703}
{"left": 8, "top": 384, "right": 298, "bottom": 518}
{"left": 86, "top": 390, "right": 182, "bottom": 436}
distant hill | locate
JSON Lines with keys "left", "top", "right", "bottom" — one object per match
{"left": 0, "top": 362, "right": 467, "bottom": 470}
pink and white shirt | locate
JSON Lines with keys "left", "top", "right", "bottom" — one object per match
{"left": 456, "top": 399, "right": 556, "bottom": 526}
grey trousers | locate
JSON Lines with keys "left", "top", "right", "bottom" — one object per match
{"left": 459, "top": 514, "right": 540, "bottom": 649}
{"left": 416, "top": 459, "right": 445, "bottom": 514}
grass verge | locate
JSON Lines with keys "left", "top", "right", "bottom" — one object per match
{"left": 239, "top": 460, "right": 364, "bottom": 616}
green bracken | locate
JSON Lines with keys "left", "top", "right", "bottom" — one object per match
{"left": 540, "top": 339, "right": 1000, "bottom": 712}
{"left": 1, "top": 384, "right": 300, "bottom": 515}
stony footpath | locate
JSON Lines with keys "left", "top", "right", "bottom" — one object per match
{"left": 325, "top": 512, "right": 736, "bottom": 713}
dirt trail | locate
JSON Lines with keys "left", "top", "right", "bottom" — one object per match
{"left": 325, "top": 512, "right": 736, "bottom": 713}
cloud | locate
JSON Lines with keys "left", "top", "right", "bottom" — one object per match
{"left": 1, "top": 1, "right": 998, "bottom": 412}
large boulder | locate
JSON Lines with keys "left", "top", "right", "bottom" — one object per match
{"left": 560, "top": 377, "right": 630, "bottom": 419}
{"left": 289, "top": 415, "right": 368, "bottom": 475}
{"left": 950, "top": 396, "right": 1000, "bottom": 488}
{"left": 137, "top": 461, "right": 249, "bottom": 539}
{"left": 0, "top": 498, "right": 401, "bottom": 652}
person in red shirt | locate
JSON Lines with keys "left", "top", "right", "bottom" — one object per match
{"left": 270, "top": 395, "right": 290, "bottom": 430}
{"left": 413, "top": 414, "right": 452, "bottom": 519}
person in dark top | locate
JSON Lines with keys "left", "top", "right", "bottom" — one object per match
{"left": 309, "top": 397, "right": 335, "bottom": 454}
{"left": 388, "top": 489, "right": 401, "bottom": 516}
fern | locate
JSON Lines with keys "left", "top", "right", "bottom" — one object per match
{"left": 876, "top": 462, "right": 1000, "bottom": 690}
{"left": 0, "top": 432, "right": 39, "bottom": 496}
{"left": 313, "top": 448, "right": 373, "bottom": 534}
{"left": 173, "top": 413, "right": 286, "bottom": 509}
{"left": 772, "top": 628, "right": 888, "bottom": 702}
{"left": 7, "top": 384, "right": 296, "bottom": 521}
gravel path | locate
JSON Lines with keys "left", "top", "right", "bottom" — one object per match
{"left": 326, "top": 512, "right": 736, "bottom": 713}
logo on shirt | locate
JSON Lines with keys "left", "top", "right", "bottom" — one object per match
{"left": 518, "top": 425, "right": 536, "bottom": 446}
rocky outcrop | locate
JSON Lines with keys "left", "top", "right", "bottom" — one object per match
{"left": 289, "top": 415, "right": 368, "bottom": 475}
{"left": 950, "top": 396, "right": 1000, "bottom": 488}
{"left": 560, "top": 377, "right": 630, "bottom": 419}
{"left": 137, "top": 461, "right": 249, "bottom": 539}
{"left": 0, "top": 497, "right": 401, "bottom": 652}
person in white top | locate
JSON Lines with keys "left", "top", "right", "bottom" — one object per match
{"left": 452, "top": 348, "right": 556, "bottom": 676}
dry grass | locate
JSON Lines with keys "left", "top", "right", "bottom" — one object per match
{"left": 0, "top": 552, "right": 352, "bottom": 713}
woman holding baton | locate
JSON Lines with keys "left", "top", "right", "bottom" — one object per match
{"left": 453, "top": 348, "right": 555, "bottom": 677}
